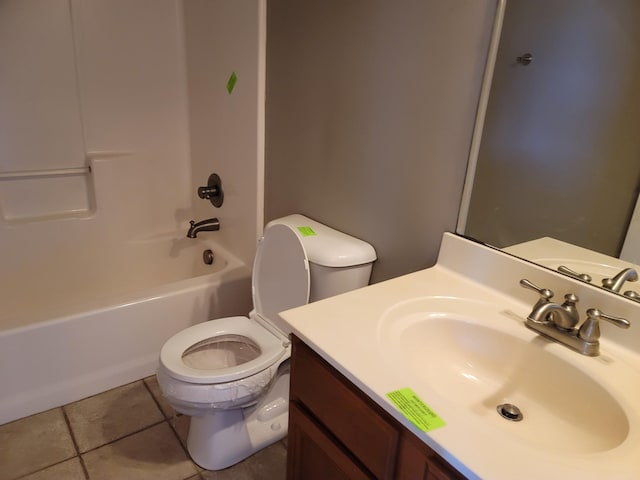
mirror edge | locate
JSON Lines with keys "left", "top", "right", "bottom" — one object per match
{"left": 456, "top": 0, "right": 507, "bottom": 234}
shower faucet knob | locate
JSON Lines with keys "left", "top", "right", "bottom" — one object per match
{"left": 197, "top": 173, "right": 224, "bottom": 208}
{"left": 198, "top": 186, "right": 218, "bottom": 199}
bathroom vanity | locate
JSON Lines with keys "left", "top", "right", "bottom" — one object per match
{"left": 279, "top": 233, "right": 640, "bottom": 479}
{"left": 288, "top": 335, "right": 463, "bottom": 480}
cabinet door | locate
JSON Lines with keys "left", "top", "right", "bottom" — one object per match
{"left": 287, "top": 402, "right": 372, "bottom": 480}
{"left": 428, "top": 458, "right": 465, "bottom": 480}
{"left": 396, "top": 430, "right": 466, "bottom": 480}
{"left": 290, "top": 336, "right": 399, "bottom": 479}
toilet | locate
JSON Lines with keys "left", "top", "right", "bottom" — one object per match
{"left": 157, "top": 214, "right": 376, "bottom": 470}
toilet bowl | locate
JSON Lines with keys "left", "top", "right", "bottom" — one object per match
{"left": 157, "top": 214, "right": 376, "bottom": 470}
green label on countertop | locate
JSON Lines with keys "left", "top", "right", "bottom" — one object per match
{"left": 387, "top": 388, "right": 445, "bottom": 432}
{"left": 297, "top": 226, "right": 316, "bottom": 237}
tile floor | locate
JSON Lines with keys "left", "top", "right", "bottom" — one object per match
{"left": 0, "top": 377, "right": 287, "bottom": 480}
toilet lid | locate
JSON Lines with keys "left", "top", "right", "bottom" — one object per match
{"left": 252, "top": 223, "right": 310, "bottom": 322}
{"left": 160, "top": 316, "right": 287, "bottom": 384}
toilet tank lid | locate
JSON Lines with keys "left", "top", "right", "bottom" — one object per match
{"left": 266, "top": 214, "right": 377, "bottom": 267}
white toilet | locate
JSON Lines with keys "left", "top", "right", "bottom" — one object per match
{"left": 157, "top": 214, "right": 376, "bottom": 470}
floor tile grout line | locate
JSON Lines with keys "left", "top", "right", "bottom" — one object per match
{"left": 13, "top": 455, "right": 80, "bottom": 480}
{"left": 142, "top": 375, "right": 198, "bottom": 467}
{"left": 77, "top": 455, "right": 91, "bottom": 480}
{"left": 61, "top": 406, "right": 81, "bottom": 456}
{"left": 182, "top": 473, "right": 204, "bottom": 480}
{"left": 70, "top": 378, "right": 146, "bottom": 407}
{"left": 162, "top": 417, "right": 205, "bottom": 477}
{"left": 142, "top": 375, "right": 171, "bottom": 420}
{"left": 167, "top": 414, "right": 192, "bottom": 454}
{"left": 76, "top": 418, "right": 168, "bottom": 455}
{"left": 61, "top": 407, "right": 90, "bottom": 480}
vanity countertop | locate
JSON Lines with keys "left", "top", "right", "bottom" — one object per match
{"left": 278, "top": 233, "right": 640, "bottom": 480}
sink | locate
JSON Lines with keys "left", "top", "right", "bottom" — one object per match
{"left": 378, "top": 297, "right": 630, "bottom": 454}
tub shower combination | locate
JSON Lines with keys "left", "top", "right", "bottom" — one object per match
{"left": 0, "top": 233, "right": 251, "bottom": 425}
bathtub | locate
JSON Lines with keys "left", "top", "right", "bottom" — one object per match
{"left": 0, "top": 233, "right": 252, "bottom": 425}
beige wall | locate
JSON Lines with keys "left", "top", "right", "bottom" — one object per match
{"left": 265, "top": 0, "right": 496, "bottom": 282}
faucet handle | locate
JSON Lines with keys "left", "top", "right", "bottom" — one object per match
{"left": 557, "top": 265, "right": 592, "bottom": 282}
{"left": 520, "top": 279, "right": 554, "bottom": 301}
{"left": 197, "top": 173, "right": 224, "bottom": 207}
{"left": 578, "top": 308, "right": 631, "bottom": 343}
{"left": 520, "top": 279, "right": 555, "bottom": 314}
{"left": 624, "top": 290, "right": 640, "bottom": 302}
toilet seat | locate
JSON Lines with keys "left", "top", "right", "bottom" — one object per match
{"left": 161, "top": 222, "right": 309, "bottom": 387}
{"left": 156, "top": 356, "right": 284, "bottom": 411}
{"left": 158, "top": 221, "right": 310, "bottom": 414}
{"left": 160, "top": 316, "right": 287, "bottom": 384}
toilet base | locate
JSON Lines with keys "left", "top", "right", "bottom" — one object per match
{"left": 186, "top": 369, "right": 290, "bottom": 470}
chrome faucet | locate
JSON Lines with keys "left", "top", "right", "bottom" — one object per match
{"left": 520, "top": 279, "right": 630, "bottom": 356}
{"left": 602, "top": 268, "right": 639, "bottom": 292}
{"left": 186, "top": 218, "right": 220, "bottom": 238}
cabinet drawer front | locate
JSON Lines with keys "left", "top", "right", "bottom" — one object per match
{"left": 287, "top": 402, "right": 372, "bottom": 480}
{"left": 291, "top": 337, "right": 399, "bottom": 479}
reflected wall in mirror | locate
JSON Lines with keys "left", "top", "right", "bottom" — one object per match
{"left": 459, "top": 0, "right": 640, "bottom": 297}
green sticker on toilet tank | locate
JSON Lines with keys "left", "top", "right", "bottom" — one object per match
{"left": 387, "top": 388, "right": 445, "bottom": 432}
{"left": 297, "top": 226, "right": 316, "bottom": 237}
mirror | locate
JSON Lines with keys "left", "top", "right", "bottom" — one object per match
{"left": 458, "top": 0, "right": 640, "bottom": 298}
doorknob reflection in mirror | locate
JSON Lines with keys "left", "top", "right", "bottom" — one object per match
{"left": 516, "top": 53, "right": 533, "bottom": 65}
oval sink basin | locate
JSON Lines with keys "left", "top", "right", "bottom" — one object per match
{"left": 379, "top": 297, "right": 630, "bottom": 454}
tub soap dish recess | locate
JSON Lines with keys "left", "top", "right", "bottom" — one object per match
{"left": 197, "top": 173, "right": 224, "bottom": 207}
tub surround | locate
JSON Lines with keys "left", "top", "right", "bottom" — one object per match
{"left": 279, "top": 233, "right": 640, "bottom": 479}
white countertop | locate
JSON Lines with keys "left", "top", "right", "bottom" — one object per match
{"left": 278, "top": 234, "right": 640, "bottom": 480}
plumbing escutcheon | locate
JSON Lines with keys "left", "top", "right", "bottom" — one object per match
{"left": 203, "top": 249, "right": 214, "bottom": 265}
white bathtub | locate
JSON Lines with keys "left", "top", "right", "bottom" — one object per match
{"left": 0, "top": 233, "right": 252, "bottom": 425}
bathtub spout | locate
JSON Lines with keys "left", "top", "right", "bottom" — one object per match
{"left": 187, "top": 218, "right": 220, "bottom": 238}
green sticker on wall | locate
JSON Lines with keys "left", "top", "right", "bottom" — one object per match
{"left": 297, "top": 226, "right": 316, "bottom": 237}
{"left": 226, "top": 71, "right": 238, "bottom": 94}
{"left": 387, "top": 388, "right": 445, "bottom": 432}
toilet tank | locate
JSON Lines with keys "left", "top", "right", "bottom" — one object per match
{"left": 267, "top": 215, "right": 377, "bottom": 302}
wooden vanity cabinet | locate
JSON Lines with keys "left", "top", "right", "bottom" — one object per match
{"left": 287, "top": 335, "right": 466, "bottom": 480}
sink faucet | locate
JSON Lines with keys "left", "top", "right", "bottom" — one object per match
{"left": 520, "top": 279, "right": 630, "bottom": 356}
{"left": 602, "top": 268, "right": 639, "bottom": 292}
{"left": 527, "top": 293, "right": 580, "bottom": 331}
{"left": 186, "top": 218, "right": 220, "bottom": 238}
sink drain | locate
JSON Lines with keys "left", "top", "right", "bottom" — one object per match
{"left": 497, "top": 403, "right": 523, "bottom": 422}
